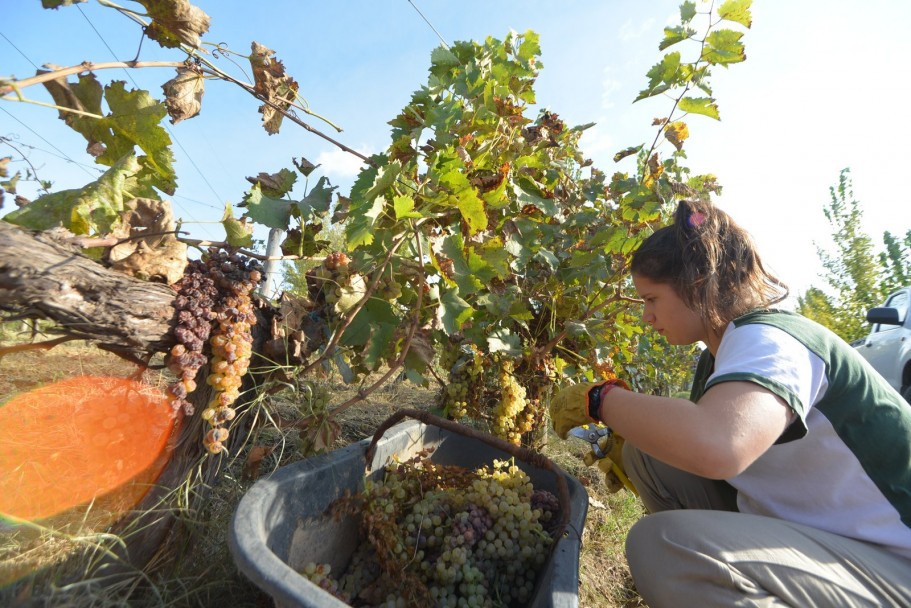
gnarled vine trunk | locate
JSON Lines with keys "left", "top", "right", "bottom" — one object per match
{"left": 0, "top": 221, "right": 271, "bottom": 574}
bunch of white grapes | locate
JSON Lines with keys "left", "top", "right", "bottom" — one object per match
{"left": 316, "top": 456, "right": 560, "bottom": 607}
{"left": 491, "top": 360, "right": 533, "bottom": 445}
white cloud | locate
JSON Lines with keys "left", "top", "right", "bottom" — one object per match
{"left": 578, "top": 122, "right": 615, "bottom": 160}
{"left": 600, "top": 68, "right": 622, "bottom": 110}
{"left": 314, "top": 146, "right": 371, "bottom": 180}
{"left": 619, "top": 18, "right": 654, "bottom": 42}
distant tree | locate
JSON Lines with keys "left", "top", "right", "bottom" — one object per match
{"left": 879, "top": 229, "right": 911, "bottom": 294}
{"left": 796, "top": 286, "right": 841, "bottom": 333}
{"left": 798, "top": 168, "right": 885, "bottom": 342}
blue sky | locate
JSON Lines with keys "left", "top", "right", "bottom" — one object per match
{"left": 2, "top": 0, "right": 910, "bottom": 303}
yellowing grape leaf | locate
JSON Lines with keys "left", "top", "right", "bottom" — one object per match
{"left": 678, "top": 96, "right": 720, "bottom": 120}
{"left": 702, "top": 29, "right": 746, "bottom": 65}
{"left": 133, "top": 0, "right": 211, "bottom": 49}
{"left": 249, "top": 42, "right": 300, "bottom": 135}
{"left": 221, "top": 202, "right": 254, "bottom": 248}
{"left": 718, "top": 0, "right": 753, "bottom": 28}
{"left": 635, "top": 52, "right": 681, "bottom": 102}
{"left": 161, "top": 66, "right": 205, "bottom": 124}
{"left": 393, "top": 193, "right": 422, "bottom": 220}
{"left": 3, "top": 153, "right": 140, "bottom": 234}
{"left": 334, "top": 273, "right": 367, "bottom": 315}
{"left": 41, "top": 71, "right": 108, "bottom": 156}
{"left": 101, "top": 82, "right": 176, "bottom": 195}
{"left": 664, "top": 121, "right": 689, "bottom": 151}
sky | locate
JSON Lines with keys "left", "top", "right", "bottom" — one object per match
{"left": 2, "top": 0, "right": 910, "bottom": 307}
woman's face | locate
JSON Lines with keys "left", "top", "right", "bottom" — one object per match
{"left": 632, "top": 274, "right": 706, "bottom": 346}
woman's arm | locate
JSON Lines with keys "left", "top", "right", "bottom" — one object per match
{"left": 600, "top": 382, "right": 794, "bottom": 479}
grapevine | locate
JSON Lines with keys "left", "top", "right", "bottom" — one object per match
{"left": 320, "top": 451, "right": 559, "bottom": 607}
{"left": 165, "top": 247, "right": 264, "bottom": 453}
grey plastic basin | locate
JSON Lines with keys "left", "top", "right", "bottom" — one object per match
{"left": 229, "top": 418, "right": 588, "bottom": 607}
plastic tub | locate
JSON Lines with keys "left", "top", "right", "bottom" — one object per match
{"left": 229, "top": 409, "right": 588, "bottom": 607}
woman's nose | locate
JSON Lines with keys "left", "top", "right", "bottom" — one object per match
{"left": 642, "top": 309, "right": 655, "bottom": 326}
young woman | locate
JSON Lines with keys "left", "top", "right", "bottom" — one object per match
{"left": 551, "top": 200, "right": 911, "bottom": 606}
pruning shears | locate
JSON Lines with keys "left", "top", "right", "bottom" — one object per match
{"left": 568, "top": 423, "right": 615, "bottom": 466}
{"left": 568, "top": 423, "right": 639, "bottom": 495}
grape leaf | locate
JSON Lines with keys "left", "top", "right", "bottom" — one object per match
{"left": 664, "top": 121, "right": 689, "bottom": 150}
{"left": 100, "top": 82, "right": 176, "bottom": 195}
{"left": 678, "top": 96, "right": 720, "bottom": 120}
{"left": 718, "top": 0, "right": 753, "bottom": 28}
{"left": 250, "top": 42, "right": 300, "bottom": 134}
{"left": 293, "top": 157, "right": 319, "bottom": 177}
{"left": 438, "top": 287, "right": 475, "bottom": 334}
{"left": 41, "top": 71, "right": 107, "bottom": 156}
{"left": 342, "top": 299, "right": 398, "bottom": 369}
{"left": 241, "top": 183, "right": 292, "bottom": 230}
{"left": 701, "top": 30, "right": 746, "bottom": 65}
{"left": 108, "top": 197, "right": 188, "bottom": 284}
{"left": 517, "top": 30, "right": 541, "bottom": 62}
{"left": 346, "top": 197, "right": 384, "bottom": 248}
{"left": 246, "top": 168, "right": 297, "bottom": 198}
{"left": 41, "top": 0, "right": 86, "bottom": 8}
{"left": 296, "top": 176, "right": 336, "bottom": 222}
{"left": 132, "top": 0, "right": 211, "bottom": 49}
{"left": 635, "top": 52, "right": 681, "bottom": 101}
{"left": 161, "top": 66, "right": 204, "bottom": 124}
{"left": 393, "top": 194, "right": 422, "bottom": 220}
{"left": 659, "top": 26, "right": 696, "bottom": 51}
{"left": 679, "top": 1, "right": 697, "bottom": 23}
{"left": 3, "top": 153, "right": 140, "bottom": 235}
{"left": 487, "top": 328, "right": 522, "bottom": 356}
{"left": 440, "top": 235, "right": 482, "bottom": 295}
{"left": 363, "top": 160, "right": 401, "bottom": 202}
{"left": 439, "top": 165, "right": 486, "bottom": 234}
{"left": 221, "top": 202, "right": 254, "bottom": 247}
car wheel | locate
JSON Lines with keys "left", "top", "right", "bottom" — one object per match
{"left": 903, "top": 384, "right": 911, "bottom": 405}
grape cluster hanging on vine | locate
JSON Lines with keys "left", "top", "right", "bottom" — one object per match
{"left": 166, "top": 248, "right": 263, "bottom": 453}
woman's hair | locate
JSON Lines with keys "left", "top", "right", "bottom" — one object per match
{"left": 630, "top": 199, "right": 789, "bottom": 332}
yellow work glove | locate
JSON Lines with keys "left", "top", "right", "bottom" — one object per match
{"left": 581, "top": 432, "right": 638, "bottom": 495}
{"left": 549, "top": 379, "right": 629, "bottom": 440}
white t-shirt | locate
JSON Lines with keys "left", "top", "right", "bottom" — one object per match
{"left": 691, "top": 310, "right": 911, "bottom": 559}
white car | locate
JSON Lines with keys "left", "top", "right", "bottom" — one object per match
{"left": 854, "top": 286, "right": 911, "bottom": 403}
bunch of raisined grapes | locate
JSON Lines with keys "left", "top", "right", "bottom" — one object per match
{"left": 167, "top": 248, "right": 263, "bottom": 453}
{"left": 314, "top": 455, "right": 560, "bottom": 607}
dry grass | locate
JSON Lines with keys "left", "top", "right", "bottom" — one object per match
{"left": 0, "top": 343, "right": 645, "bottom": 607}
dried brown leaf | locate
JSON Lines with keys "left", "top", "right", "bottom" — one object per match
{"left": 134, "top": 0, "right": 211, "bottom": 49}
{"left": 242, "top": 445, "right": 275, "bottom": 480}
{"left": 161, "top": 66, "right": 205, "bottom": 124}
{"left": 107, "top": 197, "right": 188, "bottom": 284}
{"left": 249, "top": 41, "right": 300, "bottom": 135}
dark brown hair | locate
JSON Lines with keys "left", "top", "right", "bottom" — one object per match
{"left": 630, "top": 200, "right": 789, "bottom": 332}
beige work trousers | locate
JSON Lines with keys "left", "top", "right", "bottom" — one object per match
{"left": 622, "top": 443, "right": 911, "bottom": 607}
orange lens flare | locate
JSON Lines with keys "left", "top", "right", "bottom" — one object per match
{"left": 0, "top": 376, "right": 178, "bottom": 523}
